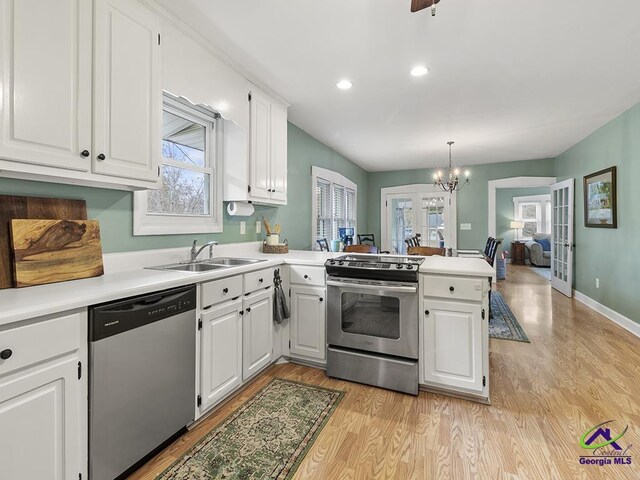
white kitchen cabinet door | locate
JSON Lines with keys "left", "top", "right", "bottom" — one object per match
{"left": 242, "top": 288, "right": 273, "bottom": 380}
{"left": 200, "top": 299, "right": 243, "bottom": 413}
{"left": 248, "top": 89, "right": 271, "bottom": 200}
{"left": 290, "top": 286, "right": 326, "bottom": 361}
{"left": 421, "top": 300, "right": 485, "bottom": 393}
{"left": 269, "top": 102, "right": 288, "bottom": 204}
{"left": 0, "top": 0, "right": 92, "bottom": 171}
{"left": 0, "top": 355, "right": 81, "bottom": 480}
{"left": 93, "top": 0, "right": 161, "bottom": 182}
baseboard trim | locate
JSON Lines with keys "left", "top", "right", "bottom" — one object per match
{"left": 573, "top": 290, "right": 640, "bottom": 338}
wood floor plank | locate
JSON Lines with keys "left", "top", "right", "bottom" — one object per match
{"left": 129, "top": 265, "right": 640, "bottom": 480}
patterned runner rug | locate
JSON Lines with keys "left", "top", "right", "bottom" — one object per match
{"left": 490, "top": 292, "right": 530, "bottom": 342}
{"left": 159, "top": 378, "right": 344, "bottom": 480}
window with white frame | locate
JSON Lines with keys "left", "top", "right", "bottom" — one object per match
{"left": 134, "top": 93, "right": 222, "bottom": 235}
{"left": 312, "top": 166, "right": 357, "bottom": 247}
{"left": 513, "top": 194, "right": 551, "bottom": 241}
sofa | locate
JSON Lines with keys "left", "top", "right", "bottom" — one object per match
{"left": 525, "top": 233, "right": 551, "bottom": 267}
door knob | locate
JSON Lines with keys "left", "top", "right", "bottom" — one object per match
{"left": 80, "top": 149, "right": 90, "bottom": 158}
{"left": 97, "top": 153, "right": 106, "bottom": 161}
{"left": 0, "top": 349, "right": 12, "bottom": 360}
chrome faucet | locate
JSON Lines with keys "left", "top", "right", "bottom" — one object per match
{"left": 190, "top": 239, "right": 218, "bottom": 262}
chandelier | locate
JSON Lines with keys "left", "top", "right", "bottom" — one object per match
{"left": 433, "top": 141, "right": 470, "bottom": 193}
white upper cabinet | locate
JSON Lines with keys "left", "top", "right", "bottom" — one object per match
{"left": 248, "top": 89, "right": 272, "bottom": 200}
{"left": 270, "top": 102, "right": 288, "bottom": 203}
{"left": 224, "top": 86, "right": 288, "bottom": 205}
{"left": 0, "top": 0, "right": 92, "bottom": 170}
{"left": 93, "top": 0, "right": 161, "bottom": 182}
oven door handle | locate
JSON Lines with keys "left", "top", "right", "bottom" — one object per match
{"left": 326, "top": 280, "right": 417, "bottom": 294}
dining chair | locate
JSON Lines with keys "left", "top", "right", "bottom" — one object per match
{"left": 344, "top": 244, "right": 378, "bottom": 254}
{"left": 484, "top": 237, "right": 495, "bottom": 256}
{"left": 407, "top": 246, "right": 446, "bottom": 256}
{"left": 357, "top": 233, "right": 376, "bottom": 246}
{"left": 316, "top": 238, "right": 330, "bottom": 252}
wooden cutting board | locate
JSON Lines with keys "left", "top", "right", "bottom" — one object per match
{"left": 0, "top": 195, "right": 87, "bottom": 289}
{"left": 10, "top": 219, "right": 104, "bottom": 288}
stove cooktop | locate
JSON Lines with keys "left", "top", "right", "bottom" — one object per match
{"left": 324, "top": 254, "right": 425, "bottom": 282}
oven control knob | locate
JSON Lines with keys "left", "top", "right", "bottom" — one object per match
{"left": 338, "top": 261, "right": 345, "bottom": 266}
{"left": 396, "top": 264, "right": 403, "bottom": 269}
{"left": 329, "top": 260, "right": 336, "bottom": 265}
{"left": 406, "top": 265, "right": 414, "bottom": 270}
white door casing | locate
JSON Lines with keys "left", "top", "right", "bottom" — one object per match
{"left": 551, "top": 178, "right": 575, "bottom": 297}
{"left": 381, "top": 184, "right": 457, "bottom": 253}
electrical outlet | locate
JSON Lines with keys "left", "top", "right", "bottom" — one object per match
{"left": 256, "top": 221, "right": 261, "bottom": 234}
{"left": 596, "top": 278, "right": 600, "bottom": 289}
{"left": 240, "top": 221, "right": 246, "bottom": 235}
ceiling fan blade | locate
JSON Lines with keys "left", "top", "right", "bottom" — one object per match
{"left": 410, "top": 0, "right": 440, "bottom": 13}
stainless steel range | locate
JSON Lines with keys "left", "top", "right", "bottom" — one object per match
{"left": 325, "top": 254, "right": 424, "bottom": 395}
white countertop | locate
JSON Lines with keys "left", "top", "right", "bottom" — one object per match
{"left": 420, "top": 256, "right": 495, "bottom": 277}
{"left": 0, "top": 246, "right": 493, "bottom": 327}
{"left": 0, "top": 249, "right": 340, "bottom": 327}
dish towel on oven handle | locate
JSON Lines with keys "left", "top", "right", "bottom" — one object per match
{"left": 273, "top": 268, "right": 290, "bottom": 324}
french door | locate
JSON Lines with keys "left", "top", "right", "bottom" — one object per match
{"left": 551, "top": 179, "right": 574, "bottom": 297}
{"left": 382, "top": 185, "right": 456, "bottom": 254}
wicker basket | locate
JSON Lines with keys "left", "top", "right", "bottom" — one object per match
{"left": 262, "top": 239, "right": 289, "bottom": 254}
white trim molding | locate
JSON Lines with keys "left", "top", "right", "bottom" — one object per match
{"left": 380, "top": 184, "right": 457, "bottom": 252}
{"left": 573, "top": 290, "right": 640, "bottom": 338}
{"left": 488, "top": 176, "right": 556, "bottom": 238}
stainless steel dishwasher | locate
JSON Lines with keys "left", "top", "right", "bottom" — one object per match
{"left": 89, "top": 285, "right": 196, "bottom": 480}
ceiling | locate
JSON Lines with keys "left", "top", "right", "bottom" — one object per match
{"left": 156, "top": 0, "right": 640, "bottom": 172}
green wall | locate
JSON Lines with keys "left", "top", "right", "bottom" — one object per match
{"left": 555, "top": 102, "right": 640, "bottom": 322}
{"left": 0, "top": 122, "right": 367, "bottom": 253}
{"left": 272, "top": 123, "right": 369, "bottom": 250}
{"left": 496, "top": 187, "right": 550, "bottom": 252}
{"left": 367, "top": 158, "right": 556, "bottom": 250}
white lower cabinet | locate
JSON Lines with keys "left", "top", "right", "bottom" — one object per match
{"left": 199, "top": 298, "right": 243, "bottom": 413}
{"left": 421, "top": 300, "right": 485, "bottom": 393}
{"left": 242, "top": 287, "right": 273, "bottom": 381}
{"left": 290, "top": 286, "right": 326, "bottom": 361}
{"left": 0, "top": 310, "right": 86, "bottom": 480}
{"left": 0, "top": 356, "right": 81, "bottom": 480}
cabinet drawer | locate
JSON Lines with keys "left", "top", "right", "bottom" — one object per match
{"left": 201, "top": 275, "right": 243, "bottom": 308}
{"left": 243, "top": 267, "right": 275, "bottom": 294}
{"left": 422, "top": 275, "right": 485, "bottom": 302}
{"left": 0, "top": 313, "right": 81, "bottom": 377}
{"left": 290, "top": 265, "right": 325, "bottom": 286}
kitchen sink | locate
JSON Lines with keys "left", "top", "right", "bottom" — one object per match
{"left": 148, "top": 262, "right": 230, "bottom": 273}
{"left": 206, "top": 257, "right": 266, "bottom": 266}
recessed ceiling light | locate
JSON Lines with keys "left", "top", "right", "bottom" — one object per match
{"left": 411, "top": 66, "right": 429, "bottom": 77}
{"left": 336, "top": 79, "right": 353, "bottom": 90}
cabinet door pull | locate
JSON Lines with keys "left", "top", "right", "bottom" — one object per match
{"left": 246, "top": 307, "right": 251, "bottom": 313}
{"left": 0, "top": 349, "right": 12, "bottom": 360}
{"left": 239, "top": 310, "right": 244, "bottom": 316}
{"left": 223, "top": 288, "right": 229, "bottom": 294}
{"left": 80, "top": 149, "right": 90, "bottom": 158}
{"left": 304, "top": 275, "right": 309, "bottom": 279}
{"left": 449, "top": 286, "right": 455, "bottom": 292}
{"left": 319, "top": 297, "right": 324, "bottom": 302}
{"left": 97, "top": 153, "right": 106, "bottom": 161}
{"left": 424, "top": 310, "right": 430, "bottom": 316}
{"left": 258, "top": 278, "right": 264, "bottom": 283}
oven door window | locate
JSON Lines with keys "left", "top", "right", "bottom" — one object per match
{"left": 341, "top": 293, "right": 400, "bottom": 339}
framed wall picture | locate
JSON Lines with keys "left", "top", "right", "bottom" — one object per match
{"left": 583, "top": 166, "right": 617, "bottom": 228}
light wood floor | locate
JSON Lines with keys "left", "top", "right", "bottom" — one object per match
{"left": 129, "top": 265, "right": 640, "bottom": 480}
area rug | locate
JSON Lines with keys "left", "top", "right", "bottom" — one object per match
{"left": 531, "top": 266, "right": 551, "bottom": 281}
{"left": 159, "top": 378, "right": 344, "bottom": 480}
{"left": 490, "top": 292, "right": 530, "bottom": 342}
